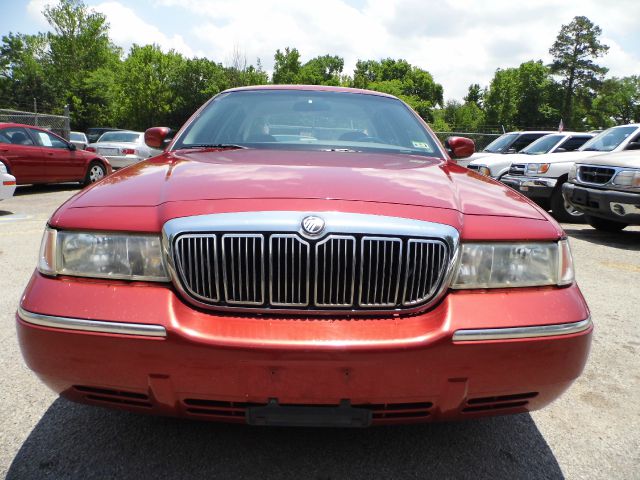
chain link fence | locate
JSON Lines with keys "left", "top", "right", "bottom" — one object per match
{"left": 0, "top": 108, "right": 70, "bottom": 140}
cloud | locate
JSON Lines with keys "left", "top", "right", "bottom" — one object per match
{"left": 26, "top": 0, "right": 52, "bottom": 27}
{"left": 94, "top": 2, "right": 195, "bottom": 57}
{"left": 24, "top": 0, "right": 640, "bottom": 101}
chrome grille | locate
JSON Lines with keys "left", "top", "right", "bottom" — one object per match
{"left": 315, "top": 235, "right": 356, "bottom": 306}
{"left": 174, "top": 234, "right": 220, "bottom": 302}
{"left": 221, "top": 234, "right": 264, "bottom": 304}
{"left": 170, "top": 220, "right": 453, "bottom": 313}
{"left": 359, "top": 237, "right": 402, "bottom": 307}
{"left": 403, "top": 240, "right": 448, "bottom": 305}
{"left": 509, "top": 164, "right": 526, "bottom": 176}
{"left": 577, "top": 165, "right": 616, "bottom": 185}
{"left": 270, "top": 235, "right": 310, "bottom": 306}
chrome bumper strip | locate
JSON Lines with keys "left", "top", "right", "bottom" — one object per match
{"left": 18, "top": 306, "right": 167, "bottom": 337}
{"left": 452, "top": 317, "right": 592, "bottom": 342}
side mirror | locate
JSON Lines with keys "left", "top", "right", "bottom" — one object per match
{"left": 145, "top": 127, "right": 173, "bottom": 150}
{"left": 506, "top": 147, "right": 517, "bottom": 154}
{"left": 625, "top": 142, "right": 640, "bottom": 151}
{"left": 555, "top": 147, "right": 567, "bottom": 153}
{"left": 68, "top": 143, "right": 77, "bottom": 151}
{"left": 445, "top": 136, "right": 475, "bottom": 160}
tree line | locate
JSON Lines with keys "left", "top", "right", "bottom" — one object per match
{"left": 1, "top": 0, "right": 638, "bottom": 133}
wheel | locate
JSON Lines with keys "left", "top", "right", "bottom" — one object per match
{"left": 550, "top": 186, "right": 585, "bottom": 223}
{"left": 84, "top": 162, "right": 106, "bottom": 185}
{"left": 586, "top": 215, "right": 628, "bottom": 232}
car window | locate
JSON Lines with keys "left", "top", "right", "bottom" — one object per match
{"left": 97, "top": 132, "right": 140, "bottom": 143}
{"left": 521, "top": 135, "right": 563, "bottom": 154}
{"left": 174, "top": 90, "right": 443, "bottom": 158}
{"left": 559, "top": 136, "right": 592, "bottom": 151}
{"left": 32, "top": 130, "right": 68, "bottom": 149}
{"left": 70, "top": 132, "right": 86, "bottom": 142}
{"left": 511, "top": 133, "right": 545, "bottom": 152}
{"left": 0, "top": 127, "right": 35, "bottom": 145}
{"left": 482, "top": 133, "right": 518, "bottom": 153}
{"left": 580, "top": 126, "right": 638, "bottom": 152}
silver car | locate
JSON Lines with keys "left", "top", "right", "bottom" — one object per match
{"left": 69, "top": 131, "right": 88, "bottom": 150}
{"left": 87, "top": 130, "right": 163, "bottom": 169}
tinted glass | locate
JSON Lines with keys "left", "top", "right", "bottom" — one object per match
{"left": 70, "top": 132, "right": 86, "bottom": 141}
{"left": 511, "top": 134, "right": 545, "bottom": 152}
{"left": 580, "top": 126, "right": 638, "bottom": 152}
{"left": 174, "top": 90, "right": 443, "bottom": 157}
{"left": 482, "top": 133, "right": 517, "bottom": 153}
{"left": 521, "top": 135, "right": 563, "bottom": 154}
{"left": 0, "top": 127, "right": 35, "bottom": 145}
{"left": 559, "top": 136, "right": 592, "bottom": 151}
{"left": 32, "top": 130, "right": 67, "bottom": 148}
{"left": 98, "top": 132, "right": 141, "bottom": 143}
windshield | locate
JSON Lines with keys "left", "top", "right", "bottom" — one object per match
{"left": 521, "top": 134, "right": 563, "bottom": 154}
{"left": 482, "top": 133, "right": 518, "bottom": 153}
{"left": 97, "top": 132, "right": 141, "bottom": 143}
{"left": 70, "top": 132, "right": 85, "bottom": 141}
{"left": 580, "top": 126, "right": 638, "bottom": 152}
{"left": 173, "top": 90, "right": 443, "bottom": 158}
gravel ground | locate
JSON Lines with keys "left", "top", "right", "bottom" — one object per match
{"left": 0, "top": 184, "right": 638, "bottom": 479}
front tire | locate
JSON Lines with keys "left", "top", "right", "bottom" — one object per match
{"left": 84, "top": 161, "right": 106, "bottom": 186}
{"left": 550, "top": 186, "right": 585, "bottom": 223}
{"left": 586, "top": 215, "right": 628, "bottom": 232}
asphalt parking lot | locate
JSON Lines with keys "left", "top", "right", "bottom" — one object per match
{"left": 0, "top": 184, "right": 638, "bottom": 479}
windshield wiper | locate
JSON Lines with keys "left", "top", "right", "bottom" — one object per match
{"left": 178, "top": 143, "right": 247, "bottom": 150}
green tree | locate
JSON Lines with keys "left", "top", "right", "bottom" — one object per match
{"left": 589, "top": 76, "right": 640, "bottom": 127}
{"left": 464, "top": 83, "right": 483, "bottom": 107}
{"left": 272, "top": 47, "right": 301, "bottom": 84}
{"left": 549, "top": 16, "right": 609, "bottom": 128}
{"left": 43, "top": 0, "right": 122, "bottom": 129}
{"left": 298, "top": 55, "right": 344, "bottom": 85}
{"left": 484, "top": 67, "right": 519, "bottom": 128}
{"left": 0, "top": 33, "right": 55, "bottom": 110}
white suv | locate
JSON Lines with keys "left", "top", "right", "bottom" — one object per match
{"left": 468, "top": 132, "right": 594, "bottom": 179}
{"left": 501, "top": 124, "right": 640, "bottom": 222}
{"left": 458, "top": 131, "right": 553, "bottom": 168}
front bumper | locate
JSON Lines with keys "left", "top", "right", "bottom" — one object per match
{"left": 17, "top": 272, "right": 592, "bottom": 425}
{"left": 501, "top": 174, "right": 558, "bottom": 202}
{"left": 562, "top": 183, "right": 640, "bottom": 224}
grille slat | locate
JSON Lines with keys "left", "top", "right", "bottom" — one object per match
{"left": 174, "top": 232, "right": 448, "bottom": 312}
{"left": 577, "top": 165, "right": 616, "bottom": 185}
{"left": 508, "top": 163, "right": 526, "bottom": 176}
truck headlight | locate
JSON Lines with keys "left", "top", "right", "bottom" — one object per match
{"left": 452, "top": 240, "right": 574, "bottom": 289}
{"left": 37, "top": 227, "right": 169, "bottom": 281}
{"left": 612, "top": 169, "right": 640, "bottom": 190}
{"left": 478, "top": 166, "right": 491, "bottom": 176}
{"left": 526, "top": 163, "right": 550, "bottom": 175}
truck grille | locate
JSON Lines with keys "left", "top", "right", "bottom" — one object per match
{"left": 577, "top": 165, "right": 616, "bottom": 185}
{"left": 508, "top": 164, "right": 526, "bottom": 176}
{"left": 173, "top": 233, "right": 449, "bottom": 312}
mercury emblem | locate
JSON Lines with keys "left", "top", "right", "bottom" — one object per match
{"left": 301, "top": 215, "right": 325, "bottom": 235}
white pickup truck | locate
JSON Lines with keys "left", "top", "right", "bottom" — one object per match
{"left": 501, "top": 124, "right": 640, "bottom": 222}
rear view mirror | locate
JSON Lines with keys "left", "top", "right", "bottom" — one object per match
{"left": 145, "top": 127, "right": 173, "bottom": 150}
{"left": 445, "top": 136, "right": 475, "bottom": 160}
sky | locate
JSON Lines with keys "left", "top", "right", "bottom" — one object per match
{"left": 2, "top": 0, "right": 640, "bottom": 101}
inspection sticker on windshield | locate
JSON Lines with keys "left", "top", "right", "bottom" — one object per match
{"left": 412, "top": 141, "right": 430, "bottom": 149}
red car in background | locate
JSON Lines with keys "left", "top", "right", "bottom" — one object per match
{"left": 0, "top": 123, "right": 111, "bottom": 185}
{"left": 17, "top": 86, "right": 592, "bottom": 427}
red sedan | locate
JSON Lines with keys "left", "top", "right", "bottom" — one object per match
{"left": 0, "top": 123, "right": 111, "bottom": 185}
{"left": 17, "top": 86, "right": 591, "bottom": 427}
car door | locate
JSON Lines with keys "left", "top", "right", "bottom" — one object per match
{"left": 0, "top": 126, "right": 46, "bottom": 184}
{"left": 29, "top": 129, "right": 84, "bottom": 182}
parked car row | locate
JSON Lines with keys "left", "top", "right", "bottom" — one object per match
{"left": 457, "top": 125, "right": 640, "bottom": 226}
{"left": 86, "top": 130, "right": 163, "bottom": 169}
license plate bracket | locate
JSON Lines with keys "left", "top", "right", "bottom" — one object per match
{"left": 246, "top": 399, "right": 372, "bottom": 428}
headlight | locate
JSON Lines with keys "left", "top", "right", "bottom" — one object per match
{"left": 37, "top": 227, "right": 169, "bottom": 281}
{"left": 526, "top": 163, "right": 550, "bottom": 175}
{"left": 452, "top": 240, "right": 574, "bottom": 289}
{"left": 568, "top": 164, "right": 577, "bottom": 182}
{"left": 612, "top": 169, "right": 640, "bottom": 190}
{"left": 478, "top": 166, "right": 491, "bottom": 176}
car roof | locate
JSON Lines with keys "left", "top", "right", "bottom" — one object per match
{"left": 221, "top": 84, "right": 398, "bottom": 99}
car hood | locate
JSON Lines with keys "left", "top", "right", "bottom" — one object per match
{"left": 66, "top": 149, "right": 546, "bottom": 220}
{"left": 576, "top": 150, "right": 640, "bottom": 168}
